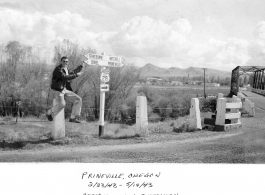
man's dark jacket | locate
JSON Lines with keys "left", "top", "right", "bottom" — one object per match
{"left": 50, "top": 64, "right": 83, "bottom": 92}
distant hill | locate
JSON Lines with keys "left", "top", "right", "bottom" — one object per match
{"left": 139, "top": 63, "right": 231, "bottom": 78}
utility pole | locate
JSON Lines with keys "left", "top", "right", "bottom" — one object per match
{"left": 203, "top": 68, "right": 207, "bottom": 98}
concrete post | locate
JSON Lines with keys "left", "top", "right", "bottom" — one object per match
{"left": 189, "top": 98, "right": 202, "bottom": 130}
{"left": 215, "top": 98, "right": 226, "bottom": 126}
{"left": 136, "top": 96, "right": 148, "bottom": 135}
{"left": 52, "top": 98, "right": 65, "bottom": 140}
{"left": 237, "top": 92, "right": 243, "bottom": 99}
{"left": 245, "top": 99, "right": 255, "bottom": 117}
{"left": 217, "top": 93, "right": 223, "bottom": 99}
{"left": 231, "top": 95, "right": 241, "bottom": 123}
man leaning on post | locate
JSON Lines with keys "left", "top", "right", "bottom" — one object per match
{"left": 46, "top": 56, "right": 83, "bottom": 123}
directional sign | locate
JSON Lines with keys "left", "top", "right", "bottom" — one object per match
{"left": 84, "top": 59, "right": 124, "bottom": 67}
{"left": 100, "top": 84, "right": 109, "bottom": 92}
{"left": 100, "top": 73, "right": 110, "bottom": 83}
{"left": 84, "top": 53, "right": 125, "bottom": 63}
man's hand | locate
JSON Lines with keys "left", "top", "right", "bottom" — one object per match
{"left": 77, "top": 72, "right": 83, "bottom": 77}
{"left": 76, "top": 65, "right": 83, "bottom": 73}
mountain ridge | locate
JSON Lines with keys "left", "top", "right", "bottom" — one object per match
{"left": 139, "top": 63, "right": 231, "bottom": 78}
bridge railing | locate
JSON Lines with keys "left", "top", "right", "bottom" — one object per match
{"left": 204, "top": 94, "right": 242, "bottom": 131}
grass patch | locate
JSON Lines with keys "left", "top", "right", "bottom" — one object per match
{"left": 148, "top": 116, "right": 202, "bottom": 134}
{"left": 0, "top": 113, "right": 228, "bottom": 151}
{"left": 100, "top": 123, "right": 141, "bottom": 139}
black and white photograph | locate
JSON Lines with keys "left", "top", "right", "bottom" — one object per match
{"left": 0, "top": 0, "right": 265, "bottom": 194}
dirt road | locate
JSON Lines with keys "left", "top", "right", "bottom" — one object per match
{"left": 1, "top": 92, "right": 264, "bottom": 163}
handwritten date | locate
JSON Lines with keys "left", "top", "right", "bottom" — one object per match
{"left": 126, "top": 181, "right": 153, "bottom": 188}
{"left": 88, "top": 182, "right": 117, "bottom": 188}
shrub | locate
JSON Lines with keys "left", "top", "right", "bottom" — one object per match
{"left": 151, "top": 90, "right": 192, "bottom": 121}
{"left": 137, "top": 85, "right": 157, "bottom": 102}
{"left": 199, "top": 97, "right": 217, "bottom": 112}
{"left": 171, "top": 119, "right": 200, "bottom": 133}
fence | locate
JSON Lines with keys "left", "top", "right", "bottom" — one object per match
{"left": 0, "top": 96, "right": 190, "bottom": 139}
{"left": 1, "top": 93, "right": 247, "bottom": 140}
{"left": 252, "top": 88, "right": 265, "bottom": 96}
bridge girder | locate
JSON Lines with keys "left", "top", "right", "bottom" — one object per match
{"left": 230, "top": 66, "right": 265, "bottom": 95}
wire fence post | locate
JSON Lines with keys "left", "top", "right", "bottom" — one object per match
{"left": 15, "top": 101, "right": 20, "bottom": 124}
{"left": 52, "top": 98, "right": 65, "bottom": 140}
{"left": 136, "top": 96, "right": 148, "bottom": 136}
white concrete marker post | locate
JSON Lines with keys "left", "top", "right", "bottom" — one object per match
{"left": 237, "top": 92, "right": 255, "bottom": 116}
{"left": 250, "top": 101, "right": 255, "bottom": 116}
{"left": 215, "top": 98, "right": 226, "bottom": 126}
{"left": 83, "top": 52, "right": 124, "bottom": 137}
{"left": 217, "top": 93, "right": 224, "bottom": 99}
{"left": 231, "top": 95, "right": 241, "bottom": 124}
{"left": 237, "top": 92, "right": 244, "bottom": 100}
{"left": 245, "top": 99, "right": 255, "bottom": 117}
{"left": 52, "top": 98, "right": 65, "bottom": 140}
{"left": 189, "top": 98, "right": 202, "bottom": 130}
{"left": 136, "top": 96, "right": 148, "bottom": 136}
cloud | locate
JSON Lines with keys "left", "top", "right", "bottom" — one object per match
{"left": 246, "top": 21, "right": 265, "bottom": 66}
{"left": 0, "top": 2, "right": 21, "bottom": 9}
{"left": 253, "top": 21, "right": 265, "bottom": 40}
{"left": 0, "top": 7, "right": 91, "bottom": 49}
{"left": 108, "top": 16, "right": 192, "bottom": 58}
{"left": 0, "top": 6, "right": 260, "bottom": 71}
{"left": 186, "top": 37, "right": 250, "bottom": 70}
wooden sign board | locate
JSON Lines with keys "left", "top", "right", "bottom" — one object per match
{"left": 84, "top": 59, "right": 124, "bottom": 67}
{"left": 84, "top": 53, "right": 125, "bottom": 63}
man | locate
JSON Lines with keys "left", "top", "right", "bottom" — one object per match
{"left": 46, "top": 56, "right": 83, "bottom": 123}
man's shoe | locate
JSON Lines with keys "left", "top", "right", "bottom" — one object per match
{"left": 69, "top": 117, "right": 81, "bottom": 123}
{"left": 46, "top": 113, "right": 53, "bottom": 121}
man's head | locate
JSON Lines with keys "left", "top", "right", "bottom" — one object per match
{"left": 61, "top": 56, "right": 69, "bottom": 68}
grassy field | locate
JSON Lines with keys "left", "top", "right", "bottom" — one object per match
{"left": 134, "top": 84, "right": 230, "bottom": 96}
{"left": 0, "top": 85, "right": 231, "bottom": 151}
{"left": 0, "top": 113, "right": 219, "bottom": 151}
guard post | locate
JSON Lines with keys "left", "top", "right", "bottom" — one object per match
{"left": 189, "top": 98, "right": 202, "bottom": 130}
{"left": 52, "top": 98, "right": 65, "bottom": 139}
{"left": 136, "top": 96, "right": 148, "bottom": 135}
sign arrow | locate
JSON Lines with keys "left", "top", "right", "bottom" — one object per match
{"left": 84, "top": 59, "right": 124, "bottom": 67}
{"left": 100, "top": 84, "right": 109, "bottom": 92}
{"left": 84, "top": 53, "right": 125, "bottom": 63}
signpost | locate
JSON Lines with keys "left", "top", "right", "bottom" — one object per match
{"left": 84, "top": 52, "right": 124, "bottom": 137}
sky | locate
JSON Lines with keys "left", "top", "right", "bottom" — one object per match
{"left": 1, "top": 0, "right": 265, "bottom": 71}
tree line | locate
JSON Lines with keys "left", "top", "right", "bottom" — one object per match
{"left": 0, "top": 40, "right": 141, "bottom": 121}
{"left": 139, "top": 75, "right": 233, "bottom": 86}
{"left": 1, "top": 40, "right": 250, "bottom": 122}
